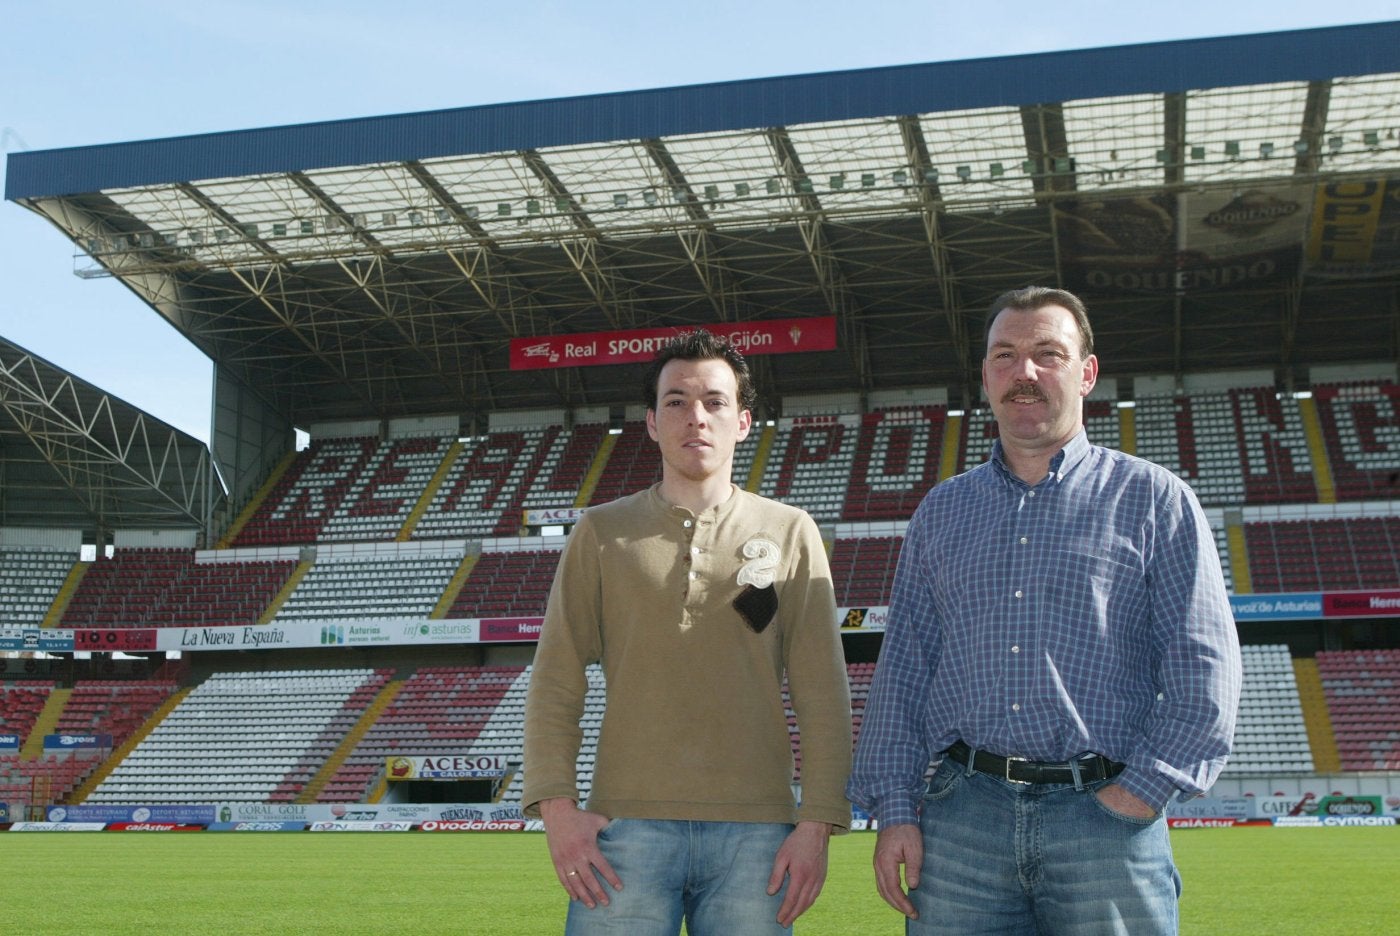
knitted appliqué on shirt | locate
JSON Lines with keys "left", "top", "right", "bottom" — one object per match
{"left": 734, "top": 538, "right": 780, "bottom": 632}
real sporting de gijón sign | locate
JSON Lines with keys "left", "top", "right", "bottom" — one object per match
{"left": 509, "top": 317, "right": 836, "bottom": 370}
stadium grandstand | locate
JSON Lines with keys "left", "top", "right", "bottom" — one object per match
{"left": 1, "top": 21, "right": 1398, "bottom": 827}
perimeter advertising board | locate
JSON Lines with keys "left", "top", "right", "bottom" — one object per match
{"left": 0, "top": 627, "right": 75, "bottom": 652}
{"left": 72, "top": 618, "right": 482, "bottom": 653}
{"left": 220, "top": 802, "right": 527, "bottom": 824}
{"left": 43, "top": 734, "right": 112, "bottom": 751}
{"left": 53, "top": 588, "right": 1399, "bottom": 657}
{"left": 47, "top": 805, "right": 218, "bottom": 824}
{"left": 839, "top": 607, "right": 889, "bottom": 633}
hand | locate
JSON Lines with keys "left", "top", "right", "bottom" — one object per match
{"left": 539, "top": 798, "right": 622, "bottom": 909}
{"left": 766, "top": 821, "right": 831, "bottom": 927}
{"left": 872, "top": 822, "right": 922, "bottom": 919}
{"left": 1095, "top": 783, "right": 1157, "bottom": 819}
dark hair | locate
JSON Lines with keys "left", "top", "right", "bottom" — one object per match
{"left": 984, "top": 286, "right": 1094, "bottom": 359}
{"left": 642, "top": 329, "right": 757, "bottom": 412}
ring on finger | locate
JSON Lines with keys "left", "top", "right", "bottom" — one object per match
{"left": 567, "top": 870, "right": 579, "bottom": 877}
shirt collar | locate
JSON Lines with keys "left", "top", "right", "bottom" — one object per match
{"left": 647, "top": 482, "right": 742, "bottom": 521}
{"left": 989, "top": 429, "right": 1091, "bottom": 487}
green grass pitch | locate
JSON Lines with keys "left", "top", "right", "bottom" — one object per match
{"left": 3, "top": 827, "right": 1395, "bottom": 934}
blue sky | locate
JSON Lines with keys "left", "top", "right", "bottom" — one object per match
{"left": 2, "top": 1, "right": 1394, "bottom": 444}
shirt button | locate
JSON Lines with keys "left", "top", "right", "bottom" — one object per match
{"left": 1019, "top": 536, "right": 1028, "bottom": 545}
{"left": 1011, "top": 703, "right": 1021, "bottom": 712}
{"left": 691, "top": 547, "right": 701, "bottom": 555}
{"left": 1011, "top": 645, "right": 1020, "bottom": 653}
{"left": 1014, "top": 589, "right": 1023, "bottom": 599}
{"left": 688, "top": 571, "right": 697, "bottom": 580}
{"left": 1027, "top": 491, "right": 1036, "bottom": 498}
{"left": 683, "top": 520, "right": 693, "bottom": 528}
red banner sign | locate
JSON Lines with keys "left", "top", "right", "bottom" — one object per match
{"left": 1322, "top": 590, "right": 1400, "bottom": 618}
{"left": 73, "top": 629, "right": 158, "bottom": 652}
{"left": 510, "top": 317, "right": 837, "bottom": 370}
{"left": 478, "top": 617, "right": 544, "bottom": 642}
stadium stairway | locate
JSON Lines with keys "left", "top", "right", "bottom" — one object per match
{"left": 398, "top": 440, "right": 464, "bottom": 541}
{"left": 40, "top": 562, "right": 87, "bottom": 629}
{"left": 576, "top": 432, "right": 618, "bottom": 506}
{"left": 67, "top": 687, "right": 192, "bottom": 804}
{"left": 257, "top": 555, "right": 315, "bottom": 625}
{"left": 938, "top": 414, "right": 962, "bottom": 483}
{"left": 430, "top": 554, "right": 479, "bottom": 619}
{"left": 1227, "top": 522, "right": 1254, "bottom": 594}
{"left": 1293, "top": 657, "right": 1341, "bottom": 773}
{"left": 18, "top": 688, "right": 69, "bottom": 761}
{"left": 744, "top": 423, "right": 776, "bottom": 493}
{"left": 217, "top": 450, "right": 299, "bottom": 549}
{"left": 298, "top": 679, "right": 404, "bottom": 803}
{"left": 1296, "top": 396, "right": 1338, "bottom": 504}
{"left": 1117, "top": 403, "right": 1137, "bottom": 456}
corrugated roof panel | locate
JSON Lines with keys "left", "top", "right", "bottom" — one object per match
{"left": 919, "top": 106, "right": 1034, "bottom": 208}
{"left": 1184, "top": 82, "right": 1309, "bottom": 184}
{"left": 9, "top": 22, "right": 1399, "bottom": 200}
{"left": 1063, "top": 94, "right": 1165, "bottom": 191}
{"left": 1322, "top": 73, "right": 1400, "bottom": 173}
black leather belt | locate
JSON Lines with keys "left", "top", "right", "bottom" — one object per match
{"left": 945, "top": 740, "right": 1125, "bottom": 785}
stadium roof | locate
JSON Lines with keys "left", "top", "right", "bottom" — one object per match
{"left": 0, "top": 336, "right": 220, "bottom": 533}
{"left": 6, "top": 21, "right": 1400, "bottom": 434}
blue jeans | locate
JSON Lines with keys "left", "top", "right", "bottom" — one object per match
{"left": 564, "top": 818, "right": 792, "bottom": 936}
{"left": 908, "top": 758, "right": 1181, "bottom": 935}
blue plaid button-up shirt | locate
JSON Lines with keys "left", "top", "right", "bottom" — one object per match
{"left": 847, "top": 431, "right": 1241, "bottom": 826}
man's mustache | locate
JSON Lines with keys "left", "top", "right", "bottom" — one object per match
{"left": 1002, "top": 382, "right": 1048, "bottom": 403}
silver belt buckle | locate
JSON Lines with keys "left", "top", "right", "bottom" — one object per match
{"left": 1004, "top": 755, "right": 1031, "bottom": 784}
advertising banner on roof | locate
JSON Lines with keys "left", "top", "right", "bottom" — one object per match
{"left": 509, "top": 317, "right": 837, "bottom": 371}
{"left": 1058, "top": 188, "right": 1304, "bottom": 294}
{"left": 1305, "top": 178, "right": 1400, "bottom": 279}
{"left": 1179, "top": 183, "right": 1312, "bottom": 260}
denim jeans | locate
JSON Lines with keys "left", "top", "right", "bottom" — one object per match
{"left": 564, "top": 818, "right": 793, "bottom": 936}
{"left": 908, "top": 758, "right": 1181, "bottom": 935}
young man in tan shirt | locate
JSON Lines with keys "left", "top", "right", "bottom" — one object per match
{"left": 523, "top": 330, "right": 852, "bottom": 934}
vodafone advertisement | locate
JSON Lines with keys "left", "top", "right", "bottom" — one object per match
{"left": 510, "top": 317, "right": 836, "bottom": 370}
